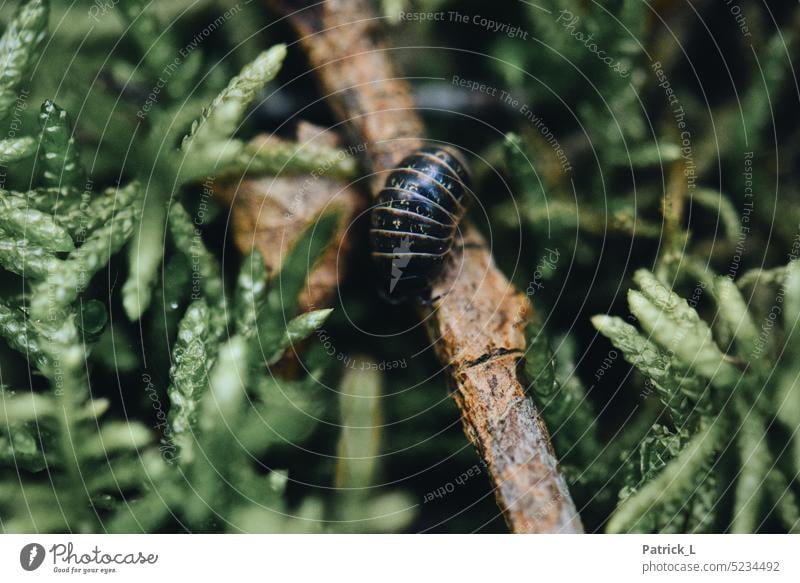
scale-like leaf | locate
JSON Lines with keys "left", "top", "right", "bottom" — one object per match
{"left": 38, "top": 101, "right": 85, "bottom": 188}
{"left": 0, "top": 0, "right": 49, "bottom": 119}
{"left": 181, "top": 45, "right": 287, "bottom": 172}
{"left": 167, "top": 299, "right": 213, "bottom": 461}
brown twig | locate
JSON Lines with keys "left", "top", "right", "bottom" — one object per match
{"left": 266, "top": 0, "right": 582, "bottom": 532}
{"left": 270, "top": 0, "right": 424, "bottom": 181}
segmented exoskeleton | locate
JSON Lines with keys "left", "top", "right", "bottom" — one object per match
{"left": 370, "top": 146, "right": 471, "bottom": 301}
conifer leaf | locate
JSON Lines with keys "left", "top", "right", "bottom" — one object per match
{"left": 525, "top": 322, "right": 557, "bottom": 397}
{"left": 335, "top": 360, "right": 382, "bottom": 502}
{"left": 0, "top": 299, "right": 48, "bottom": 369}
{"left": 628, "top": 270, "right": 740, "bottom": 387}
{"left": 279, "top": 308, "right": 332, "bottom": 355}
{"left": 0, "top": 228, "right": 61, "bottom": 277}
{"left": 765, "top": 469, "right": 800, "bottom": 533}
{"left": 714, "top": 276, "right": 758, "bottom": 360}
{"left": 0, "top": 389, "right": 55, "bottom": 426}
{"left": 734, "top": 25, "right": 798, "bottom": 154}
{"left": 0, "top": 191, "right": 74, "bottom": 252}
{"left": 784, "top": 260, "right": 800, "bottom": 353}
{"left": 247, "top": 376, "right": 324, "bottom": 448}
{"left": 504, "top": 132, "right": 547, "bottom": 205}
{"left": 609, "top": 142, "right": 681, "bottom": 167}
{"left": 226, "top": 139, "right": 358, "bottom": 179}
{"left": 181, "top": 44, "right": 287, "bottom": 171}
{"left": 264, "top": 211, "right": 341, "bottom": 315}
{"left": 38, "top": 100, "right": 85, "bottom": 188}
{"left": 693, "top": 189, "right": 741, "bottom": 246}
{"left": 115, "top": 0, "right": 177, "bottom": 78}
{"left": 167, "top": 299, "right": 212, "bottom": 460}
{"left": 83, "top": 421, "right": 152, "bottom": 459}
{"left": 167, "top": 202, "right": 224, "bottom": 306}
{"left": 234, "top": 249, "right": 267, "bottom": 336}
{"left": 60, "top": 182, "right": 141, "bottom": 240}
{"left": 0, "top": 136, "right": 36, "bottom": 164}
{"left": 618, "top": 424, "right": 689, "bottom": 533}
{"left": 30, "top": 185, "right": 140, "bottom": 319}
{"left": 104, "top": 487, "right": 176, "bottom": 533}
{"left": 0, "top": 0, "right": 49, "bottom": 119}
{"left": 731, "top": 406, "right": 771, "bottom": 533}
{"left": 257, "top": 211, "right": 341, "bottom": 350}
{"left": 607, "top": 420, "right": 724, "bottom": 533}
{"left": 122, "top": 196, "right": 166, "bottom": 321}
{"left": 592, "top": 314, "right": 703, "bottom": 413}
{"left": 0, "top": 425, "right": 46, "bottom": 471}
{"left": 526, "top": 324, "right": 602, "bottom": 477}
{"left": 684, "top": 457, "right": 718, "bottom": 533}
{"left": 181, "top": 335, "right": 253, "bottom": 526}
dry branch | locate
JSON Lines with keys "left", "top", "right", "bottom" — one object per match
{"left": 271, "top": 0, "right": 424, "bottom": 180}
{"left": 263, "top": 0, "right": 583, "bottom": 532}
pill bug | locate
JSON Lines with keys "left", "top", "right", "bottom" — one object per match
{"left": 370, "top": 145, "right": 472, "bottom": 301}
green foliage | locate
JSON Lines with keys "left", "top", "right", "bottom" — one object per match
{"left": 0, "top": 1, "right": 366, "bottom": 532}
{"left": 627, "top": 270, "right": 739, "bottom": 387}
{"left": 592, "top": 315, "right": 701, "bottom": 423}
{"left": 118, "top": 38, "right": 287, "bottom": 321}
{"left": 609, "top": 420, "right": 724, "bottom": 533}
{"left": 121, "top": 194, "right": 165, "bottom": 320}
{"left": 526, "top": 322, "right": 602, "bottom": 481}
{"left": 0, "top": 298, "right": 47, "bottom": 368}
{"left": 181, "top": 44, "right": 287, "bottom": 177}
{"left": 1, "top": 0, "right": 799, "bottom": 535}
{"left": 115, "top": 0, "right": 178, "bottom": 80}
{"left": 257, "top": 212, "right": 341, "bottom": 351}
{"left": 0, "top": 135, "right": 35, "bottom": 163}
{"left": 225, "top": 139, "right": 359, "bottom": 180}
{"left": 494, "top": 0, "right": 650, "bottom": 167}
{"left": 30, "top": 186, "right": 140, "bottom": 317}
{"left": 0, "top": 0, "right": 48, "bottom": 118}
{"left": 587, "top": 269, "right": 800, "bottom": 533}
{"left": 0, "top": 189, "right": 74, "bottom": 252}
{"left": 167, "top": 299, "right": 213, "bottom": 460}
{"left": 0, "top": 229, "right": 59, "bottom": 276}
{"left": 332, "top": 360, "right": 415, "bottom": 533}
{"left": 0, "top": 184, "right": 354, "bottom": 532}
{"left": 234, "top": 249, "right": 267, "bottom": 335}
{"left": 167, "top": 202, "right": 224, "bottom": 305}
{"left": 38, "top": 100, "right": 84, "bottom": 188}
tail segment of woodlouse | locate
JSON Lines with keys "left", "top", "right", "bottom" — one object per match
{"left": 370, "top": 145, "right": 472, "bottom": 301}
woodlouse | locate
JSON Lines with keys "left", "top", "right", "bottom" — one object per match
{"left": 370, "top": 145, "right": 472, "bottom": 301}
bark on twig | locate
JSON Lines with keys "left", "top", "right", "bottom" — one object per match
{"left": 266, "top": 0, "right": 583, "bottom": 532}
{"left": 271, "top": 0, "right": 424, "bottom": 185}
{"left": 428, "top": 227, "right": 581, "bottom": 532}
